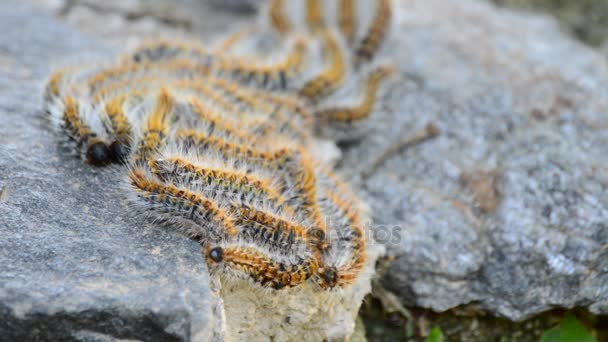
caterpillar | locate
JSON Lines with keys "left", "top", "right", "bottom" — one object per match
{"left": 60, "top": 96, "right": 113, "bottom": 166}
{"left": 134, "top": 89, "right": 174, "bottom": 163}
{"left": 338, "top": 0, "right": 357, "bottom": 45}
{"left": 104, "top": 95, "right": 133, "bottom": 162}
{"left": 128, "top": 167, "right": 239, "bottom": 239}
{"left": 269, "top": 0, "right": 292, "bottom": 35}
{"left": 214, "top": 36, "right": 309, "bottom": 90}
{"left": 205, "top": 243, "right": 319, "bottom": 290}
{"left": 354, "top": 0, "right": 392, "bottom": 67}
{"left": 305, "top": 0, "right": 326, "bottom": 34}
{"left": 317, "top": 64, "right": 394, "bottom": 123}
{"left": 148, "top": 156, "right": 286, "bottom": 210}
{"left": 299, "top": 31, "right": 347, "bottom": 102}
{"left": 43, "top": 0, "right": 395, "bottom": 295}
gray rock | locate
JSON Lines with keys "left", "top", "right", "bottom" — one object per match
{"left": 0, "top": 2, "right": 216, "bottom": 340}
{"left": 338, "top": 0, "right": 608, "bottom": 320}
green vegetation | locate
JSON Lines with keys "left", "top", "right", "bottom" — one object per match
{"left": 541, "top": 313, "right": 596, "bottom": 342}
{"left": 426, "top": 327, "right": 444, "bottom": 342}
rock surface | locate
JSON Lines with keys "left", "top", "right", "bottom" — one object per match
{"left": 0, "top": 2, "right": 217, "bottom": 340}
{"left": 338, "top": 0, "right": 608, "bottom": 321}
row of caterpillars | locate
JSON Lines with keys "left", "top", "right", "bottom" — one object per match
{"left": 44, "top": 0, "right": 395, "bottom": 290}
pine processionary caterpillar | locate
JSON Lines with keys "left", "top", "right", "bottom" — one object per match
{"left": 206, "top": 244, "right": 319, "bottom": 289}
{"left": 316, "top": 64, "right": 394, "bottom": 124}
{"left": 354, "top": 0, "right": 392, "bottom": 67}
{"left": 269, "top": 0, "right": 292, "bottom": 35}
{"left": 104, "top": 95, "right": 133, "bottom": 162}
{"left": 216, "top": 36, "right": 308, "bottom": 90}
{"left": 148, "top": 157, "right": 287, "bottom": 210}
{"left": 231, "top": 204, "right": 325, "bottom": 253}
{"left": 62, "top": 96, "right": 113, "bottom": 166}
{"left": 135, "top": 89, "right": 174, "bottom": 163}
{"left": 322, "top": 188, "right": 367, "bottom": 287}
{"left": 128, "top": 168, "right": 239, "bottom": 238}
{"left": 338, "top": 0, "right": 357, "bottom": 45}
{"left": 298, "top": 31, "right": 346, "bottom": 102}
{"left": 305, "top": 0, "right": 326, "bottom": 34}
{"left": 44, "top": 0, "right": 388, "bottom": 293}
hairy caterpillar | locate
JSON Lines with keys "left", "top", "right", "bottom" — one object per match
{"left": 299, "top": 31, "right": 347, "bottom": 102}
{"left": 354, "top": 0, "right": 392, "bottom": 67}
{"left": 44, "top": 0, "right": 395, "bottom": 296}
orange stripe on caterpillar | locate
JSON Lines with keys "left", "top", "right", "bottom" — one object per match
{"left": 104, "top": 95, "right": 133, "bottom": 162}
{"left": 316, "top": 64, "right": 394, "bottom": 123}
{"left": 128, "top": 168, "right": 238, "bottom": 238}
{"left": 230, "top": 204, "right": 327, "bottom": 253}
{"left": 62, "top": 96, "right": 113, "bottom": 166}
{"left": 148, "top": 157, "right": 287, "bottom": 210}
{"left": 214, "top": 26, "right": 258, "bottom": 53}
{"left": 299, "top": 31, "right": 346, "bottom": 102}
{"left": 354, "top": 0, "right": 392, "bottom": 67}
{"left": 269, "top": 0, "right": 292, "bottom": 35}
{"left": 215, "top": 37, "right": 308, "bottom": 90}
{"left": 187, "top": 97, "right": 249, "bottom": 142}
{"left": 205, "top": 244, "right": 319, "bottom": 289}
{"left": 305, "top": 0, "right": 326, "bottom": 34}
{"left": 338, "top": 0, "right": 357, "bottom": 45}
{"left": 135, "top": 89, "right": 174, "bottom": 163}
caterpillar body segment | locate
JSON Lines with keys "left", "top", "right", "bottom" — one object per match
{"left": 319, "top": 187, "right": 367, "bottom": 287}
{"left": 317, "top": 64, "right": 394, "bottom": 122}
{"left": 206, "top": 243, "right": 319, "bottom": 290}
{"left": 135, "top": 89, "right": 175, "bottom": 163}
{"left": 338, "top": 0, "right": 357, "bottom": 45}
{"left": 298, "top": 31, "right": 348, "bottom": 103}
{"left": 103, "top": 95, "right": 134, "bottom": 162}
{"left": 128, "top": 167, "right": 238, "bottom": 239}
{"left": 315, "top": 64, "right": 395, "bottom": 141}
{"left": 231, "top": 204, "right": 325, "bottom": 254}
{"left": 59, "top": 96, "right": 113, "bottom": 166}
{"left": 148, "top": 157, "right": 286, "bottom": 210}
{"left": 268, "top": 0, "right": 293, "bottom": 35}
{"left": 213, "top": 35, "right": 309, "bottom": 91}
{"left": 305, "top": 0, "right": 326, "bottom": 34}
{"left": 354, "top": 0, "right": 393, "bottom": 67}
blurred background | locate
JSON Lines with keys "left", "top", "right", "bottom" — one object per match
{"left": 26, "top": 0, "right": 608, "bottom": 52}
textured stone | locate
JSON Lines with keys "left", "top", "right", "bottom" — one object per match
{"left": 0, "top": 2, "right": 216, "bottom": 340}
{"left": 337, "top": 0, "right": 608, "bottom": 320}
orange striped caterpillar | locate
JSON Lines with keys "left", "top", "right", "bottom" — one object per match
{"left": 134, "top": 89, "right": 174, "bottom": 163}
{"left": 59, "top": 96, "right": 113, "bottom": 166}
{"left": 315, "top": 64, "right": 394, "bottom": 141}
{"left": 43, "top": 0, "right": 388, "bottom": 299}
{"left": 317, "top": 64, "right": 394, "bottom": 123}
{"left": 148, "top": 157, "right": 286, "bottom": 211}
{"left": 104, "top": 95, "right": 133, "bottom": 162}
{"left": 338, "top": 0, "right": 357, "bottom": 45}
{"left": 305, "top": 0, "right": 326, "bottom": 34}
{"left": 206, "top": 243, "right": 319, "bottom": 290}
{"left": 354, "top": 0, "right": 392, "bottom": 67}
{"left": 299, "top": 31, "right": 347, "bottom": 103}
{"left": 128, "top": 167, "right": 239, "bottom": 239}
{"left": 213, "top": 36, "right": 309, "bottom": 90}
{"left": 268, "top": 0, "right": 292, "bottom": 35}
{"left": 319, "top": 187, "right": 367, "bottom": 287}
